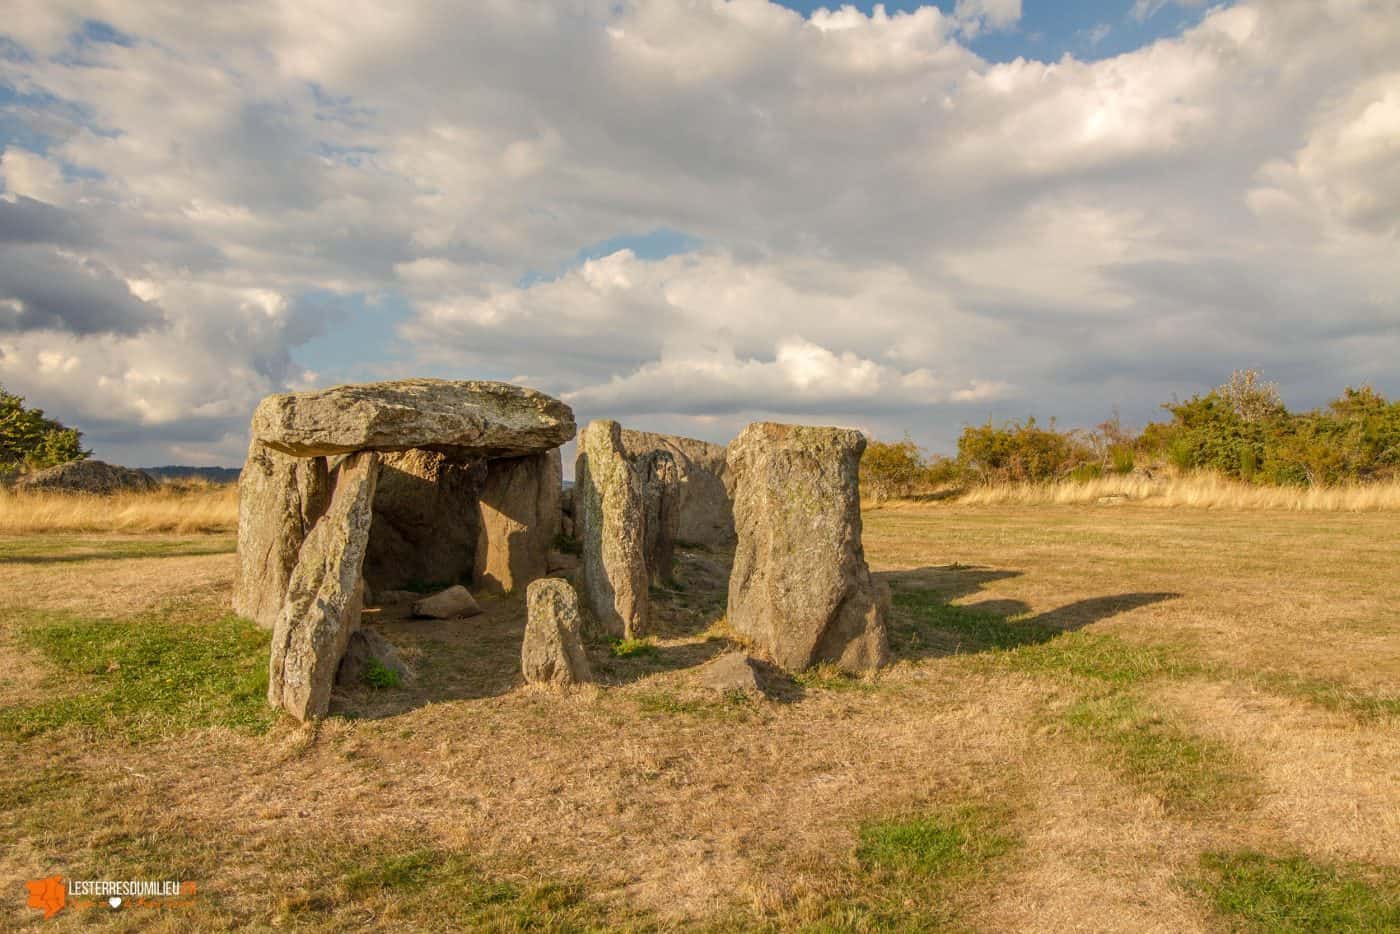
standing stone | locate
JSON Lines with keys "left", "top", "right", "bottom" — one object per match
{"left": 619, "top": 429, "right": 734, "bottom": 546}
{"left": 364, "top": 448, "right": 485, "bottom": 592}
{"left": 474, "top": 449, "right": 562, "bottom": 593}
{"left": 575, "top": 420, "right": 649, "bottom": 638}
{"left": 522, "top": 578, "right": 592, "bottom": 686}
{"left": 252, "top": 378, "right": 575, "bottom": 459}
{"left": 638, "top": 450, "right": 680, "bottom": 585}
{"left": 234, "top": 440, "right": 331, "bottom": 630}
{"left": 725, "top": 423, "right": 890, "bottom": 672}
{"left": 268, "top": 452, "right": 380, "bottom": 721}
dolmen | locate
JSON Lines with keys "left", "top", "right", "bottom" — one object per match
{"left": 235, "top": 379, "right": 574, "bottom": 720}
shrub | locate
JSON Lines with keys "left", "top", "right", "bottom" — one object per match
{"left": 956, "top": 417, "right": 1097, "bottom": 483}
{"left": 1, "top": 385, "right": 89, "bottom": 479}
{"left": 861, "top": 435, "right": 929, "bottom": 501}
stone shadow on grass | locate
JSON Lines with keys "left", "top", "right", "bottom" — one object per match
{"left": 879, "top": 564, "right": 1179, "bottom": 662}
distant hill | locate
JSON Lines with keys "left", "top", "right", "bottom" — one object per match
{"left": 143, "top": 465, "right": 241, "bottom": 484}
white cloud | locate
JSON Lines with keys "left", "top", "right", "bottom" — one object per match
{"left": 0, "top": 0, "right": 1396, "bottom": 464}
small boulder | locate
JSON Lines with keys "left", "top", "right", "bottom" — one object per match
{"left": 696, "top": 652, "right": 763, "bottom": 695}
{"left": 336, "top": 628, "right": 414, "bottom": 687}
{"left": 411, "top": 585, "right": 482, "bottom": 619}
{"left": 547, "top": 549, "right": 580, "bottom": 573}
{"left": 522, "top": 578, "right": 592, "bottom": 686}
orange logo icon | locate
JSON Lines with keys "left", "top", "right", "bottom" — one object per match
{"left": 25, "top": 875, "right": 66, "bottom": 919}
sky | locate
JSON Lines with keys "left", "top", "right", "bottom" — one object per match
{"left": 0, "top": 1, "right": 1397, "bottom": 469}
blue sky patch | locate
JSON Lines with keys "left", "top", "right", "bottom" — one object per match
{"left": 771, "top": 1, "right": 1217, "bottom": 62}
{"left": 517, "top": 227, "right": 701, "bottom": 287}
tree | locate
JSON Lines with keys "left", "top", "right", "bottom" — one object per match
{"left": 0, "top": 386, "right": 90, "bottom": 478}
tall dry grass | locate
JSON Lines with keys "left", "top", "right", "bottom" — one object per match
{"left": 950, "top": 473, "right": 1400, "bottom": 511}
{"left": 0, "top": 483, "right": 239, "bottom": 534}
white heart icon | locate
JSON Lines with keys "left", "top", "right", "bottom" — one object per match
{"left": 109, "top": 896, "right": 122, "bottom": 908}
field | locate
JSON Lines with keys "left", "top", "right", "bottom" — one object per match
{"left": 2, "top": 499, "right": 1398, "bottom": 930}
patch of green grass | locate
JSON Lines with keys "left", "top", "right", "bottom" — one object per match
{"left": 0, "top": 535, "right": 235, "bottom": 564}
{"left": 333, "top": 846, "right": 630, "bottom": 929}
{"left": 997, "top": 631, "right": 1197, "bottom": 685}
{"left": 634, "top": 689, "right": 752, "bottom": 718}
{"left": 0, "top": 606, "right": 276, "bottom": 742}
{"left": 857, "top": 805, "right": 1016, "bottom": 876}
{"left": 1252, "top": 671, "right": 1400, "bottom": 723}
{"left": 800, "top": 803, "right": 1018, "bottom": 930}
{"left": 363, "top": 658, "right": 403, "bottom": 690}
{"left": 1196, "top": 850, "right": 1400, "bottom": 932}
{"left": 611, "top": 637, "right": 659, "bottom": 658}
{"left": 1061, "top": 693, "right": 1255, "bottom": 816}
{"left": 793, "top": 662, "right": 877, "bottom": 693}
{"left": 892, "top": 588, "right": 1058, "bottom": 653}
{"left": 552, "top": 532, "right": 582, "bottom": 556}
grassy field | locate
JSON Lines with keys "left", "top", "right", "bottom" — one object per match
{"left": 2, "top": 502, "right": 1397, "bottom": 930}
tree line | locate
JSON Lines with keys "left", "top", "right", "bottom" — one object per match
{"left": 862, "top": 371, "right": 1400, "bottom": 499}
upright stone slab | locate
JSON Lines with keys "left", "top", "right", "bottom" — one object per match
{"left": 252, "top": 378, "right": 575, "bottom": 458}
{"left": 474, "top": 448, "right": 562, "bottom": 593}
{"left": 725, "top": 423, "right": 890, "bottom": 672}
{"left": 575, "top": 420, "right": 649, "bottom": 638}
{"left": 638, "top": 450, "right": 680, "bottom": 585}
{"left": 364, "top": 448, "right": 485, "bottom": 592}
{"left": 619, "top": 429, "right": 734, "bottom": 546}
{"left": 233, "top": 440, "right": 331, "bottom": 629}
{"left": 268, "top": 452, "right": 380, "bottom": 721}
{"left": 522, "top": 578, "right": 592, "bottom": 686}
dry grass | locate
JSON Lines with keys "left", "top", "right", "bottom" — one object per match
{"left": 1, "top": 504, "right": 1397, "bottom": 930}
{"left": 943, "top": 473, "right": 1400, "bottom": 511}
{"left": 0, "top": 483, "right": 238, "bottom": 534}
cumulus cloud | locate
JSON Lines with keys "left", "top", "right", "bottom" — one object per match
{"left": 0, "top": 0, "right": 1396, "bottom": 464}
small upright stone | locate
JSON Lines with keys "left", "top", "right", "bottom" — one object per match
{"left": 725, "top": 422, "right": 890, "bottom": 673}
{"left": 336, "top": 627, "right": 414, "bottom": 688}
{"left": 575, "top": 420, "right": 649, "bottom": 638}
{"left": 268, "top": 452, "right": 380, "bottom": 721}
{"left": 522, "top": 578, "right": 592, "bottom": 686}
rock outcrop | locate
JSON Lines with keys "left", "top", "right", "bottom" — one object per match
{"left": 522, "top": 578, "right": 592, "bottom": 686}
{"left": 619, "top": 429, "right": 733, "bottom": 546}
{"left": 268, "top": 452, "right": 379, "bottom": 721}
{"left": 363, "top": 448, "right": 485, "bottom": 592}
{"left": 474, "top": 449, "right": 562, "bottom": 592}
{"left": 16, "top": 459, "right": 158, "bottom": 494}
{"left": 725, "top": 423, "right": 890, "bottom": 673}
{"left": 234, "top": 442, "right": 331, "bottom": 630}
{"left": 575, "top": 420, "right": 649, "bottom": 638}
{"left": 252, "top": 378, "right": 575, "bottom": 459}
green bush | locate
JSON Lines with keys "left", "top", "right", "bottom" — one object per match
{"left": 956, "top": 417, "right": 1097, "bottom": 483}
{"left": 1, "top": 385, "right": 89, "bottom": 478}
